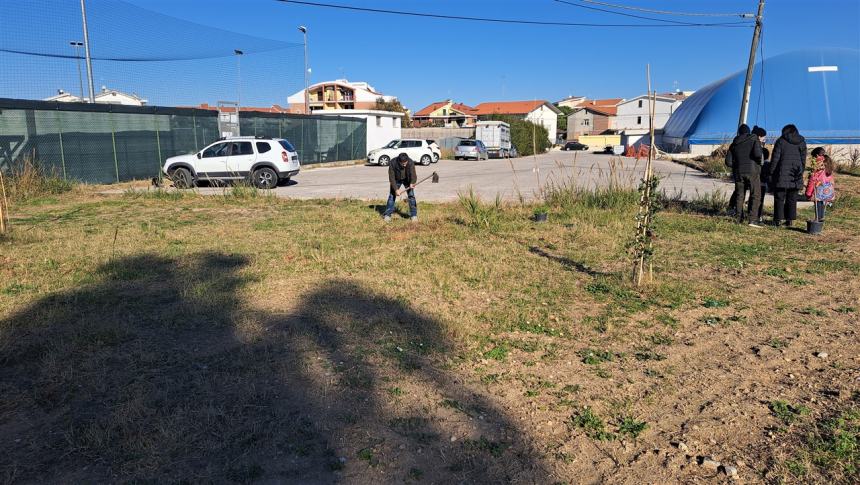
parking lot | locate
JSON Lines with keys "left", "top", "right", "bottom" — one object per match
{"left": 190, "top": 150, "right": 732, "bottom": 201}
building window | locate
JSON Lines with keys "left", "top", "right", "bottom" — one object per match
{"left": 637, "top": 116, "right": 642, "bottom": 125}
{"left": 376, "top": 116, "right": 381, "bottom": 127}
{"left": 583, "top": 119, "right": 590, "bottom": 126}
{"left": 638, "top": 100, "right": 643, "bottom": 108}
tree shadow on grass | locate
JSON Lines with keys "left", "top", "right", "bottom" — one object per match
{"left": 0, "top": 252, "right": 551, "bottom": 483}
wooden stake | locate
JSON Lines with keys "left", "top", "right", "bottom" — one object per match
{"left": 0, "top": 168, "right": 8, "bottom": 234}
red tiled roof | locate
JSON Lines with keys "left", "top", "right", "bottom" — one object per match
{"left": 578, "top": 105, "right": 617, "bottom": 116}
{"left": 414, "top": 101, "right": 477, "bottom": 117}
{"left": 472, "top": 100, "right": 547, "bottom": 115}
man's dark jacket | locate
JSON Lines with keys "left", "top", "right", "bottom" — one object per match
{"left": 770, "top": 132, "right": 807, "bottom": 189}
{"left": 725, "top": 133, "right": 763, "bottom": 177}
{"left": 388, "top": 158, "right": 417, "bottom": 191}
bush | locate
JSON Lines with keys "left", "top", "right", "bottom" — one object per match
{"left": 3, "top": 155, "right": 74, "bottom": 203}
{"left": 485, "top": 115, "right": 550, "bottom": 157}
{"left": 458, "top": 187, "right": 503, "bottom": 230}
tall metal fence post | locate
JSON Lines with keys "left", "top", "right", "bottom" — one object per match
{"left": 154, "top": 115, "right": 163, "bottom": 178}
{"left": 110, "top": 111, "right": 119, "bottom": 182}
{"left": 192, "top": 114, "right": 199, "bottom": 151}
{"left": 350, "top": 121, "right": 355, "bottom": 160}
{"left": 335, "top": 119, "right": 340, "bottom": 161}
{"left": 54, "top": 110, "right": 67, "bottom": 180}
{"left": 278, "top": 117, "right": 283, "bottom": 138}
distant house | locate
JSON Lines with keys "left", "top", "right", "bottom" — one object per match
{"left": 615, "top": 93, "right": 688, "bottom": 147}
{"left": 567, "top": 98, "right": 624, "bottom": 140}
{"left": 472, "top": 100, "right": 562, "bottom": 143}
{"left": 43, "top": 86, "right": 148, "bottom": 106}
{"left": 412, "top": 100, "right": 477, "bottom": 127}
{"left": 287, "top": 79, "right": 396, "bottom": 113}
{"left": 555, "top": 95, "right": 587, "bottom": 109}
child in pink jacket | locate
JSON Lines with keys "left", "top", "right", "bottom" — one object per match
{"left": 805, "top": 150, "right": 836, "bottom": 221}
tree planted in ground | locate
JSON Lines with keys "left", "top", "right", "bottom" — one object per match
{"left": 485, "top": 115, "right": 550, "bottom": 157}
{"left": 556, "top": 106, "right": 573, "bottom": 133}
{"left": 374, "top": 97, "right": 411, "bottom": 127}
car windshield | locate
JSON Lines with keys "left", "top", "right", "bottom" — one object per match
{"left": 459, "top": 140, "right": 477, "bottom": 146}
{"left": 278, "top": 139, "right": 296, "bottom": 152}
{"left": 426, "top": 140, "right": 435, "bottom": 145}
{"left": 384, "top": 140, "right": 399, "bottom": 148}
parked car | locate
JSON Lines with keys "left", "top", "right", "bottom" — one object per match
{"left": 563, "top": 141, "right": 589, "bottom": 151}
{"left": 426, "top": 139, "right": 441, "bottom": 163}
{"left": 367, "top": 139, "right": 434, "bottom": 166}
{"left": 508, "top": 145, "right": 519, "bottom": 158}
{"left": 454, "top": 139, "right": 489, "bottom": 160}
{"left": 163, "top": 136, "right": 300, "bottom": 189}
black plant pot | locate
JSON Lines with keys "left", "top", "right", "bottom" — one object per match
{"left": 533, "top": 213, "right": 548, "bottom": 223}
{"left": 806, "top": 219, "right": 824, "bottom": 235}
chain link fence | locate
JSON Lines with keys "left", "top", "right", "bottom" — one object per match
{"left": 0, "top": 99, "right": 367, "bottom": 183}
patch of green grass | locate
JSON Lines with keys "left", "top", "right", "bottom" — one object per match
{"left": 785, "top": 458, "right": 807, "bottom": 477}
{"left": 767, "top": 338, "right": 788, "bottom": 349}
{"left": 617, "top": 416, "right": 648, "bottom": 439}
{"left": 578, "top": 348, "right": 616, "bottom": 365}
{"left": 770, "top": 400, "right": 811, "bottom": 425}
{"left": 458, "top": 188, "right": 504, "bottom": 231}
{"left": 463, "top": 437, "right": 509, "bottom": 458}
{"left": 702, "top": 297, "right": 728, "bottom": 308}
{"left": 480, "top": 373, "right": 501, "bottom": 384}
{"left": 648, "top": 333, "right": 674, "bottom": 346}
{"left": 655, "top": 313, "right": 679, "bottom": 328}
{"left": 835, "top": 306, "right": 856, "bottom": 314}
{"left": 3, "top": 282, "right": 36, "bottom": 295}
{"left": 633, "top": 347, "right": 666, "bottom": 362}
{"left": 483, "top": 343, "right": 509, "bottom": 361}
{"left": 440, "top": 399, "right": 468, "bottom": 414}
{"left": 569, "top": 407, "right": 615, "bottom": 441}
{"left": 699, "top": 315, "right": 722, "bottom": 326}
{"left": 387, "top": 387, "right": 404, "bottom": 397}
{"left": 798, "top": 307, "right": 826, "bottom": 317}
{"left": 357, "top": 447, "right": 378, "bottom": 466}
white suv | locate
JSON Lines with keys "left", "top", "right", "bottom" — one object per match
{"left": 163, "top": 136, "right": 300, "bottom": 189}
{"left": 367, "top": 139, "right": 434, "bottom": 166}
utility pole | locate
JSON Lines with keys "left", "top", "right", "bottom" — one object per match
{"left": 79, "top": 0, "right": 96, "bottom": 103}
{"left": 298, "top": 26, "right": 309, "bottom": 114}
{"left": 738, "top": 0, "right": 765, "bottom": 127}
{"left": 70, "top": 41, "right": 85, "bottom": 101}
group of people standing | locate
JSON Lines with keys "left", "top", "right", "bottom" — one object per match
{"left": 726, "top": 123, "right": 836, "bottom": 228}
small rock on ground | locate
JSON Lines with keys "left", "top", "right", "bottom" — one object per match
{"left": 722, "top": 465, "right": 738, "bottom": 478}
{"left": 699, "top": 456, "right": 721, "bottom": 471}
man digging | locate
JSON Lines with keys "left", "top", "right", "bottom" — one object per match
{"left": 383, "top": 152, "right": 418, "bottom": 223}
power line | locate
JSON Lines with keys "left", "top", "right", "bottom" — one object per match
{"left": 276, "top": 0, "right": 754, "bottom": 28}
{"left": 552, "top": 0, "right": 748, "bottom": 26}
{"left": 577, "top": 0, "right": 752, "bottom": 18}
{"left": 0, "top": 46, "right": 298, "bottom": 62}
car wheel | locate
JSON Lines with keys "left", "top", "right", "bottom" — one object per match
{"left": 252, "top": 167, "right": 278, "bottom": 189}
{"left": 378, "top": 155, "right": 390, "bottom": 166}
{"left": 433, "top": 153, "right": 439, "bottom": 163}
{"left": 420, "top": 154, "right": 432, "bottom": 166}
{"left": 170, "top": 167, "right": 194, "bottom": 189}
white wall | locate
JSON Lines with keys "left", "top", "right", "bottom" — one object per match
{"left": 525, "top": 105, "right": 558, "bottom": 143}
{"left": 615, "top": 96, "right": 682, "bottom": 131}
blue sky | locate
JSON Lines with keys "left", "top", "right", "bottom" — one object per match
{"left": 4, "top": 1, "right": 859, "bottom": 110}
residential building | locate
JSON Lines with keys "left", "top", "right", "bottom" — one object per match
{"left": 287, "top": 79, "right": 396, "bottom": 113}
{"left": 555, "top": 95, "right": 587, "bottom": 109}
{"left": 615, "top": 93, "right": 687, "bottom": 147}
{"left": 472, "top": 100, "right": 562, "bottom": 143}
{"left": 565, "top": 98, "right": 624, "bottom": 140}
{"left": 44, "top": 86, "right": 148, "bottom": 106}
{"left": 412, "top": 100, "right": 477, "bottom": 127}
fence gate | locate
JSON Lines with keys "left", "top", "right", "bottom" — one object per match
{"left": 217, "top": 101, "right": 240, "bottom": 137}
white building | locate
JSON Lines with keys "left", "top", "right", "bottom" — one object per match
{"left": 473, "top": 100, "right": 562, "bottom": 143}
{"left": 287, "top": 79, "right": 397, "bottom": 113}
{"left": 313, "top": 109, "right": 404, "bottom": 156}
{"left": 44, "top": 86, "right": 148, "bottom": 106}
{"left": 615, "top": 93, "right": 687, "bottom": 147}
{"left": 555, "top": 95, "right": 587, "bottom": 109}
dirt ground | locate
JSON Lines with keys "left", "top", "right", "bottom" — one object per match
{"left": 1, "top": 175, "right": 858, "bottom": 484}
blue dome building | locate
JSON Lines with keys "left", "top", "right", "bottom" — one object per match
{"left": 663, "top": 48, "right": 860, "bottom": 153}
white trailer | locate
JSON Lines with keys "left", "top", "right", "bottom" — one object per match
{"left": 475, "top": 121, "right": 512, "bottom": 158}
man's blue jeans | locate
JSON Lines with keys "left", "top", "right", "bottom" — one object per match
{"left": 384, "top": 183, "right": 417, "bottom": 217}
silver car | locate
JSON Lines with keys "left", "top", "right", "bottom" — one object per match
{"left": 454, "top": 140, "right": 489, "bottom": 161}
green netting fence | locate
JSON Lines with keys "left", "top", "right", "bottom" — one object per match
{"left": 0, "top": 98, "right": 367, "bottom": 184}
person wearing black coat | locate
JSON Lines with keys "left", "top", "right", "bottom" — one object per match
{"left": 769, "top": 124, "right": 807, "bottom": 227}
{"left": 725, "top": 124, "right": 764, "bottom": 226}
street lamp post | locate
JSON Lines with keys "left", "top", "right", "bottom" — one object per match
{"left": 69, "top": 41, "right": 85, "bottom": 101}
{"left": 298, "top": 26, "right": 309, "bottom": 114}
{"left": 79, "top": 0, "right": 96, "bottom": 103}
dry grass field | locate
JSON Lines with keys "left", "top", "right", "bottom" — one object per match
{"left": 1, "top": 171, "right": 858, "bottom": 484}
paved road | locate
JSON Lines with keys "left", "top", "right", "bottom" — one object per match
{"left": 255, "top": 150, "right": 730, "bottom": 201}
{"left": 126, "top": 150, "right": 732, "bottom": 202}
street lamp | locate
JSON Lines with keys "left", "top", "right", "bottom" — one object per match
{"left": 69, "top": 41, "right": 85, "bottom": 101}
{"left": 298, "top": 26, "right": 309, "bottom": 114}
